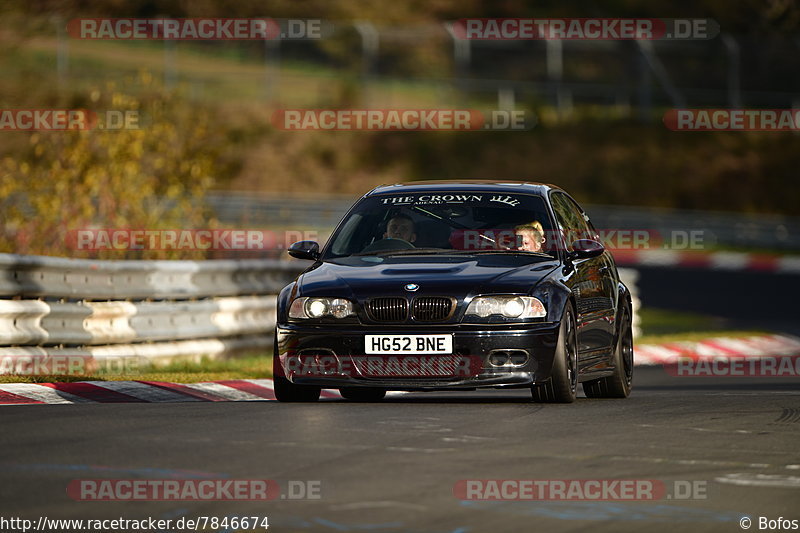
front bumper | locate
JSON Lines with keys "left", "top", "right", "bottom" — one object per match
{"left": 275, "top": 323, "right": 560, "bottom": 391}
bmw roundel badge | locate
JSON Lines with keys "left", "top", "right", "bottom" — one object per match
{"left": 404, "top": 283, "right": 419, "bottom": 292}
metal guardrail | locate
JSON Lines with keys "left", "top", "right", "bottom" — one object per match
{"left": 0, "top": 253, "right": 305, "bottom": 371}
{"left": 0, "top": 296, "right": 276, "bottom": 346}
{"left": 0, "top": 253, "right": 303, "bottom": 300}
{"left": 585, "top": 204, "right": 800, "bottom": 252}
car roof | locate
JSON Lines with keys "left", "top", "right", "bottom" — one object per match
{"left": 365, "top": 180, "right": 561, "bottom": 197}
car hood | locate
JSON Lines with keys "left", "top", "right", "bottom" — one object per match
{"left": 298, "top": 255, "right": 559, "bottom": 299}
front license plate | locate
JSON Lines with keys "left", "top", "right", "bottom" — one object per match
{"left": 365, "top": 334, "right": 453, "bottom": 355}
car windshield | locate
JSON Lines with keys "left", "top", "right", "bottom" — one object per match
{"left": 322, "top": 191, "right": 557, "bottom": 260}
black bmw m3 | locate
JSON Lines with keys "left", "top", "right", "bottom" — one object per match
{"left": 274, "top": 181, "right": 633, "bottom": 403}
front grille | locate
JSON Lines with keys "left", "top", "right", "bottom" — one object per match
{"left": 412, "top": 297, "right": 455, "bottom": 322}
{"left": 366, "top": 297, "right": 408, "bottom": 322}
{"left": 354, "top": 355, "right": 467, "bottom": 377}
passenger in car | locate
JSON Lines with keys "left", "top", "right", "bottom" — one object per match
{"left": 514, "top": 221, "right": 545, "bottom": 252}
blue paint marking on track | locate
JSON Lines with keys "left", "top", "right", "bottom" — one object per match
{"left": 0, "top": 463, "right": 223, "bottom": 479}
{"left": 276, "top": 515, "right": 469, "bottom": 532}
{"left": 459, "top": 500, "right": 743, "bottom": 522}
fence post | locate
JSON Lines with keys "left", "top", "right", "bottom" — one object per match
{"left": 354, "top": 22, "right": 379, "bottom": 103}
{"left": 52, "top": 15, "right": 69, "bottom": 91}
{"left": 546, "top": 38, "right": 570, "bottom": 113}
{"left": 264, "top": 34, "right": 282, "bottom": 102}
{"left": 722, "top": 34, "right": 742, "bottom": 108}
{"left": 636, "top": 40, "right": 686, "bottom": 110}
{"left": 443, "top": 22, "right": 470, "bottom": 96}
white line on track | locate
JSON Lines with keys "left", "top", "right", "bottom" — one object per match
{"left": 85, "top": 381, "right": 204, "bottom": 402}
{"left": 0, "top": 383, "right": 92, "bottom": 404}
{"left": 329, "top": 501, "right": 428, "bottom": 511}
{"left": 181, "top": 382, "right": 267, "bottom": 401}
{"left": 243, "top": 378, "right": 276, "bottom": 389}
{"left": 715, "top": 473, "right": 800, "bottom": 488}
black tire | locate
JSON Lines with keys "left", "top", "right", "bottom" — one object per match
{"left": 583, "top": 306, "right": 633, "bottom": 399}
{"left": 339, "top": 387, "right": 387, "bottom": 402}
{"left": 272, "top": 332, "right": 321, "bottom": 402}
{"left": 274, "top": 376, "right": 321, "bottom": 402}
{"left": 532, "top": 304, "right": 578, "bottom": 403}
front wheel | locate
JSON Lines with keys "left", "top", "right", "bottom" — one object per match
{"left": 583, "top": 306, "right": 633, "bottom": 399}
{"left": 274, "top": 376, "right": 321, "bottom": 402}
{"left": 339, "top": 387, "right": 386, "bottom": 402}
{"left": 273, "top": 332, "right": 321, "bottom": 402}
{"left": 531, "top": 304, "right": 578, "bottom": 403}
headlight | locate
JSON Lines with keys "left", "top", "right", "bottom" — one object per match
{"left": 466, "top": 296, "right": 546, "bottom": 319}
{"left": 289, "top": 297, "right": 355, "bottom": 319}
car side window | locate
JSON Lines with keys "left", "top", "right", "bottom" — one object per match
{"left": 550, "top": 193, "right": 593, "bottom": 251}
{"left": 564, "top": 196, "right": 599, "bottom": 239}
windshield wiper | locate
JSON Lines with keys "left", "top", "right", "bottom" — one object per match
{"left": 409, "top": 206, "right": 514, "bottom": 250}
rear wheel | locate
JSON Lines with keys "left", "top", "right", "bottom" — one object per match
{"left": 531, "top": 304, "right": 578, "bottom": 403}
{"left": 339, "top": 387, "right": 387, "bottom": 402}
{"left": 583, "top": 306, "right": 633, "bottom": 399}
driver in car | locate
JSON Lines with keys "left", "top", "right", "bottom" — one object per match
{"left": 384, "top": 214, "right": 417, "bottom": 244}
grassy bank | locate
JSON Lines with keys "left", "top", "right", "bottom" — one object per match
{"left": 0, "top": 354, "right": 272, "bottom": 384}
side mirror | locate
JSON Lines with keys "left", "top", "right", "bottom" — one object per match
{"left": 288, "top": 240, "right": 320, "bottom": 260}
{"left": 567, "top": 239, "right": 604, "bottom": 260}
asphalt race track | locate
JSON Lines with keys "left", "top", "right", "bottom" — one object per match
{"left": 1, "top": 366, "right": 798, "bottom": 533}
